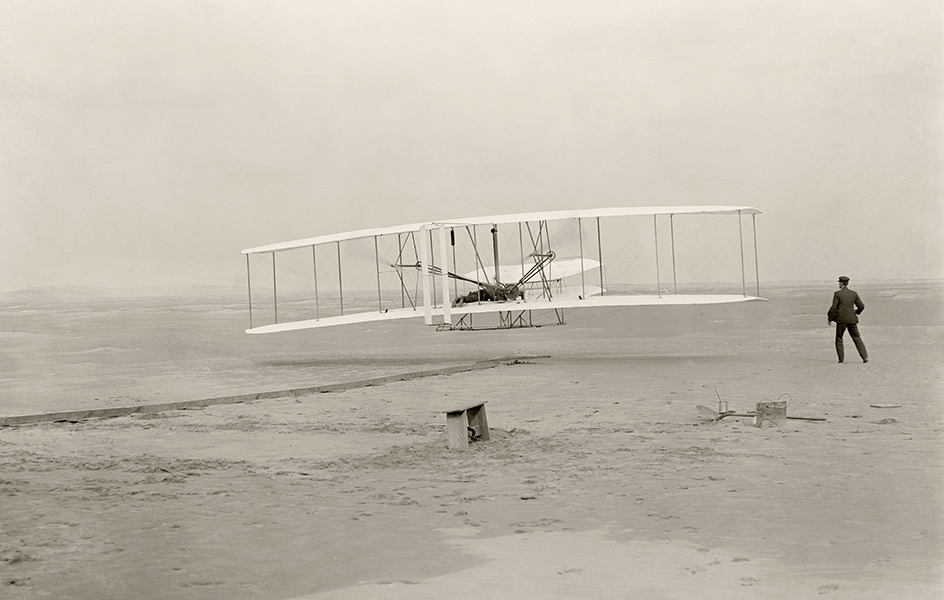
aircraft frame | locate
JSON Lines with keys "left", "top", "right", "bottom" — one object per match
{"left": 241, "top": 206, "right": 764, "bottom": 334}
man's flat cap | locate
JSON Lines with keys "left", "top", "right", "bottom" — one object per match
{"left": 838, "top": 276, "right": 850, "bottom": 283}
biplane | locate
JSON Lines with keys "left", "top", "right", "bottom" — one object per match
{"left": 241, "top": 206, "right": 764, "bottom": 334}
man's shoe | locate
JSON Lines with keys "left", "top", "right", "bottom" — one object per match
{"left": 863, "top": 359, "right": 869, "bottom": 363}
{"left": 838, "top": 360, "right": 844, "bottom": 363}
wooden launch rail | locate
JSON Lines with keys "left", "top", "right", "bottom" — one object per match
{"left": 0, "top": 356, "right": 543, "bottom": 427}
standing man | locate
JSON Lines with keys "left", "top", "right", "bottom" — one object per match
{"left": 827, "top": 276, "right": 869, "bottom": 363}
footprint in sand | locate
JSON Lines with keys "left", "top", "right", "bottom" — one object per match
{"left": 818, "top": 584, "right": 839, "bottom": 594}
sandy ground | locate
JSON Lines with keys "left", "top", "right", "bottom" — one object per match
{"left": 1, "top": 282, "right": 942, "bottom": 599}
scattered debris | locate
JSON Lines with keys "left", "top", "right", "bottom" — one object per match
{"left": 696, "top": 392, "right": 826, "bottom": 425}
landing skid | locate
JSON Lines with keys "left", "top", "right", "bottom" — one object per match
{"left": 437, "top": 308, "right": 566, "bottom": 331}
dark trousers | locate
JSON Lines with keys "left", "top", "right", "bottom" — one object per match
{"left": 835, "top": 323, "right": 868, "bottom": 362}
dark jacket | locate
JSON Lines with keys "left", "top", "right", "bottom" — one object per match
{"left": 829, "top": 287, "right": 865, "bottom": 324}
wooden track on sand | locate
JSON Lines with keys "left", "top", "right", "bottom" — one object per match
{"left": 0, "top": 355, "right": 543, "bottom": 426}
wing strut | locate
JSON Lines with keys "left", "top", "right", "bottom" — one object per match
{"left": 419, "top": 225, "right": 432, "bottom": 325}
{"left": 670, "top": 214, "right": 678, "bottom": 294}
{"left": 451, "top": 228, "right": 458, "bottom": 299}
{"left": 470, "top": 226, "right": 486, "bottom": 301}
{"left": 374, "top": 236, "right": 382, "bottom": 312}
{"left": 396, "top": 233, "right": 405, "bottom": 308}
{"left": 312, "top": 245, "right": 320, "bottom": 320}
{"left": 272, "top": 252, "right": 278, "bottom": 323}
{"left": 525, "top": 221, "right": 553, "bottom": 300}
{"left": 428, "top": 228, "right": 437, "bottom": 307}
{"left": 518, "top": 222, "right": 526, "bottom": 284}
{"left": 246, "top": 254, "right": 253, "bottom": 329}
{"left": 738, "top": 210, "right": 746, "bottom": 297}
{"left": 393, "top": 232, "right": 419, "bottom": 310}
{"left": 753, "top": 213, "right": 761, "bottom": 297}
{"left": 578, "top": 217, "right": 586, "bottom": 299}
{"left": 491, "top": 224, "right": 500, "bottom": 284}
{"left": 596, "top": 217, "right": 605, "bottom": 296}
{"left": 438, "top": 223, "right": 451, "bottom": 327}
{"left": 653, "top": 215, "right": 661, "bottom": 298}
{"left": 336, "top": 241, "right": 343, "bottom": 316}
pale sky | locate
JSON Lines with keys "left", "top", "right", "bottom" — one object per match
{"left": 1, "top": 0, "right": 941, "bottom": 293}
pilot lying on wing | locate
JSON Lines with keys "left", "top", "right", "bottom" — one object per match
{"left": 453, "top": 283, "right": 523, "bottom": 307}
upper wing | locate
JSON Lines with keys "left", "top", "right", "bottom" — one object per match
{"left": 240, "top": 206, "right": 761, "bottom": 256}
{"left": 241, "top": 221, "right": 429, "bottom": 255}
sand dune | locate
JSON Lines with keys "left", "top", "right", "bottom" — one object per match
{"left": 0, "top": 281, "right": 941, "bottom": 598}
